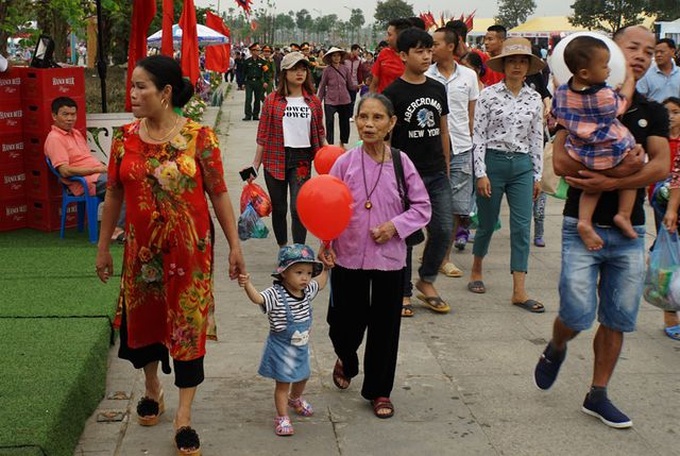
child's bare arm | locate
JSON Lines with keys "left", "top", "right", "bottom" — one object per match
{"left": 238, "top": 274, "right": 265, "bottom": 305}
{"left": 315, "top": 268, "right": 329, "bottom": 290}
{"left": 664, "top": 188, "right": 680, "bottom": 233}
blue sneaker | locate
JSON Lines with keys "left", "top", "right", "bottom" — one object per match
{"left": 533, "top": 344, "right": 565, "bottom": 390}
{"left": 581, "top": 393, "right": 632, "bottom": 429}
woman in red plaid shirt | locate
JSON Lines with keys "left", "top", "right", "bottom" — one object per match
{"left": 252, "top": 52, "right": 326, "bottom": 247}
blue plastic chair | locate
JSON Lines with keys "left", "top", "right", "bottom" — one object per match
{"left": 45, "top": 157, "right": 102, "bottom": 243}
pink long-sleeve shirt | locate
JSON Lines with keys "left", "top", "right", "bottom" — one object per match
{"left": 329, "top": 146, "right": 431, "bottom": 271}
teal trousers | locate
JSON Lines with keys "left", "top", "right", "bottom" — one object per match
{"left": 472, "top": 150, "right": 533, "bottom": 272}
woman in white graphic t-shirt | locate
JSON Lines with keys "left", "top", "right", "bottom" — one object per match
{"left": 253, "top": 52, "right": 327, "bottom": 247}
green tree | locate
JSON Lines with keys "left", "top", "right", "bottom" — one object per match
{"left": 274, "top": 13, "right": 296, "bottom": 43}
{"left": 494, "top": 0, "right": 536, "bottom": 29}
{"left": 0, "top": 0, "right": 33, "bottom": 55}
{"left": 374, "top": 0, "right": 414, "bottom": 29}
{"left": 646, "top": 0, "right": 680, "bottom": 21}
{"left": 348, "top": 8, "right": 365, "bottom": 44}
{"left": 569, "top": 0, "right": 645, "bottom": 33}
{"left": 295, "top": 9, "right": 313, "bottom": 40}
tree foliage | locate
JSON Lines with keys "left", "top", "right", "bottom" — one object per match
{"left": 494, "top": 0, "right": 536, "bottom": 29}
{"left": 374, "top": 0, "right": 414, "bottom": 29}
{"left": 646, "top": 0, "right": 680, "bottom": 21}
{"left": 569, "top": 0, "right": 645, "bottom": 33}
{"left": 0, "top": 0, "right": 33, "bottom": 55}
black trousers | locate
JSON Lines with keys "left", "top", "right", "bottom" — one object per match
{"left": 263, "top": 148, "right": 312, "bottom": 246}
{"left": 118, "top": 307, "right": 205, "bottom": 388}
{"left": 327, "top": 265, "right": 404, "bottom": 399}
{"left": 324, "top": 103, "right": 352, "bottom": 145}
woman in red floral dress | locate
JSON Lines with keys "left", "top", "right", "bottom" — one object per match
{"left": 251, "top": 51, "right": 326, "bottom": 247}
{"left": 95, "top": 55, "right": 245, "bottom": 456}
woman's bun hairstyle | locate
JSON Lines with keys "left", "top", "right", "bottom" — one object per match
{"left": 136, "top": 55, "right": 195, "bottom": 108}
{"left": 174, "top": 78, "right": 194, "bottom": 108}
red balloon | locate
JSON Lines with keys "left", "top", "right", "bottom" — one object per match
{"left": 313, "top": 145, "right": 345, "bottom": 175}
{"left": 297, "top": 175, "right": 353, "bottom": 241}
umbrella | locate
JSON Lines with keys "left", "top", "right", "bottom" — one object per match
{"left": 147, "top": 23, "right": 229, "bottom": 47}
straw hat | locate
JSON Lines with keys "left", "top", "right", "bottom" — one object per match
{"left": 323, "top": 47, "right": 347, "bottom": 64}
{"left": 486, "top": 37, "right": 545, "bottom": 75}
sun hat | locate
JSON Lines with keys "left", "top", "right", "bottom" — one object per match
{"left": 280, "top": 51, "right": 309, "bottom": 70}
{"left": 323, "top": 47, "right": 347, "bottom": 64}
{"left": 486, "top": 37, "right": 545, "bottom": 75}
{"left": 272, "top": 244, "right": 324, "bottom": 278}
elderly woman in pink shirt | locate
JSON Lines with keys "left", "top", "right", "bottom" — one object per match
{"left": 319, "top": 93, "right": 430, "bottom": 419}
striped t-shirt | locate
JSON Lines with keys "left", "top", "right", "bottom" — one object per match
{"left": 259, "top": 281, "right": 319, "bottom": 332}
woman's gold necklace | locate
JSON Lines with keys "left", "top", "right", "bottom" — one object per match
{"left": 143, "top": 115, "right": 180, "bottom": 142}
{"left": 361, "top": 146, "right": 386, "bottom": 210}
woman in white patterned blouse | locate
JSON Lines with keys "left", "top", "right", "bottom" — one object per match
{"left": 467, "top": 37, "right": 546, "bottom": 313}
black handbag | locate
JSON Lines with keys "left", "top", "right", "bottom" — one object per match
{"left": 391, "top": 148, "right": 425, "bottom": 246}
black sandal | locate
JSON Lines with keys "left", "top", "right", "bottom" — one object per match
{"left": 175, "top": 426, "right": 201, "bottom": 455}
{"left": 136, "top": 391, "right": 164, "bottom": 426}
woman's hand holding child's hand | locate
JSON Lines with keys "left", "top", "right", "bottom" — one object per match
{"left": 238, "top": 273, "right": 250, "bottom": 287}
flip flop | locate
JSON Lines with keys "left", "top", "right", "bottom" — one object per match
{"left": 439, "top": 262, "right": 463, "bottom": 277}
{"left": 513, "top": 299, "right": 545, "bottom": 313}
{"left": 664, "top": 324, "right": 680, "bottom": 341}
{"left": 332, "top": 359, "right": 350, "bottom": 390}
{"left": 401, "top": 303, "right": 414, "bottom": 317}
{"left": 467, "top": 280, "right": 486, "bottom": 294}
{"left": 416, "top": 294, "right": 451, "bottom": 313}
{"left": 371, "top": 397, "right": 394, "bottom": 419}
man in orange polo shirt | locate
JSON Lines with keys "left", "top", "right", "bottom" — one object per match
{"left": 369, "top": 18, "right": 412, "bottom": 93}
{"left": 44, "top": 96, "right": 125, "bottom": 240}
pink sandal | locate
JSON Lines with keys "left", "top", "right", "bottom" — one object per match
{"left": 274, "top": 415, "right": 294, "bottom": 436}
{"left": 288, "top": 397, "right": 314, "bottom": 417}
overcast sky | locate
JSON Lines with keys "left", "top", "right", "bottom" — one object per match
{"left": 195, "top": 0, "right": 573, "bottom": 22}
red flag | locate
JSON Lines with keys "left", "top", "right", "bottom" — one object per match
{"left": 179, "top": 0, "right": 200, "bottom": 84}
{"left": 205, "top": 11, "right": 231, "bottom": 72}
{"left": 161, "top": 0, "right": 174, "bottom": 56}
{"left": 126, "top": 0, "right": 157, "bottom": 111}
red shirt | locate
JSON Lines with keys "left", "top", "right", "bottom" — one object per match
{"left": 481, "top": 52, "right": 504, "bottom": 87}
{"left": 372, "top": 48, "right": 404, "bottom": 93}
{"left": 257, "top": 90, "right": 325, "bottom": 180}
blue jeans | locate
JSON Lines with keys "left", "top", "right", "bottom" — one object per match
{"left": 449, "top": 150, "right": 473, "bottom": 216}
{"left": 558, "top": 217, "right": 646, "bottom": 332}
{"left": 403, "top": 172, "right": 454, "bottom": 295}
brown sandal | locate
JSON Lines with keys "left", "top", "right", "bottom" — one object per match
{"left": 332, "top": 359, "right": 350, "bottom": 390}
{"left": 371, "top": 397, "right": 394, "bottom": 419}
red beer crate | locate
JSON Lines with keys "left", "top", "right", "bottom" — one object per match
{"left": 18, "top": 67, "right": 85, "bottom": 101}
{"left": 0, "top": 196, "right": 28, "bottom": 231}
{"left": 25, "top": 162, "right": 62, "bottom": 199}
{"left": 0, "top": 164, "right": 27, "bottom": 201}
{"left": 23, "top": 96, "right": 86, "bottom": 135}
{"left": 27, "top": 196, "right": 78, "bottom": 232}
{"left": 0, "top": 68, "right": 23, "bottom": 100}
{"left": 23, "top": 134, "right": 45, "bottom": 167}
{"left": 0, "top": 99, "right": 24, "bottom": 135}
{"left": 0, "top": 134, "right": 25, "bottom": 168}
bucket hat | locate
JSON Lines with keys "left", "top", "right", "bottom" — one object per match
{"left": 486, "top": 37, "right": 545, "bottom": 75}
{"left": 323, "top": 47, "right": 347, "bottom": 64}
{"left": 272, "top": 244, "right": 324, "bottom": 278}
{"left": 280, "top": 51, "right": 309, "bottom": 70}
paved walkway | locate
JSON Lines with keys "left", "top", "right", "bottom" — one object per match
{"left": 75, "top": 86, "right": 680, "bottom": 456}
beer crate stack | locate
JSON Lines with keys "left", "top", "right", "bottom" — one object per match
{"left": 0, "top": 66, "right": 87, "bottom": 232}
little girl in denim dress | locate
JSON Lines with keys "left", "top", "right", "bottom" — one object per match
{"left": 238, "top": 244, "right": 328, "bottom": 436}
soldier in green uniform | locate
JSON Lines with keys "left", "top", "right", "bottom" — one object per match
{"left": 242, "top": 43, "right": 267, "bottom": 121}
{"left": 261, "top": 45, "right": 276, "bottom": 95}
